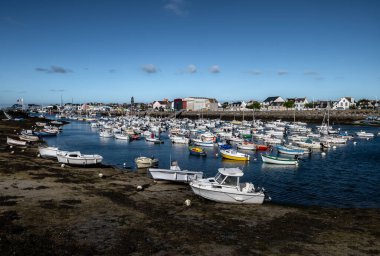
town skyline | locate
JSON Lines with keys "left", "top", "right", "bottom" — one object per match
{"left": 1, "top": 0, "right": 379, "bottom": 105}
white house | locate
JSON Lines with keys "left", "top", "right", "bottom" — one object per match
{"left": 333, "top": 97, "right": 355, "bottom": 110}
{"left": 152, "top": 100, "right": 170, "bottom": 110}
{"left": 287, "top": 97, "right": 309, "bottom": 110}
{"left": 262, "top": 96, "right": 285, "bottom": 110}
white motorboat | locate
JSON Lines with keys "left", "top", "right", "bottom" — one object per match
{"left": 7, "top": 137, "right": 27, "bottom": 147}
{"left": 237, "top": 142, "right": 255, "bottom": 150}
{"left": 148, "top": 161, "right": 203, "bottom": 183}
{"left": 99, "top": 130, "right": 113, "bottom": 138}
{"left": 114, "top": 132, "right": 130, "bottom": 140}
{"left": 170, "top": 136, "right": 189, "bottom": 144}
{"left": 135, "top": 156, "right": 159, "bottom": 168}
{"left": 356, "top": 131, "right": 375, "bottom": 138}
{"left": 190, "top": 167, "right": 267, "bottom": 204}
{"left": 57, "top": 151, "right": 103, "bottom": 166}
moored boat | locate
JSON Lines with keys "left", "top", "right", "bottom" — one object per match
{"left": 135, "top": 156, "right": 159, "bottom": 168}
{"left": 356, "top": 131, "right": 375, "bottom": 138}
{"left": 7, "top": 137, "right": 27, "bottom": 147}
{"left": 220, "top": 149, "right": 250, "bottom": 161}
{"left": 148, "top": 161, "right": 203, "bottom": 183}
{"left": 255, "top": 144, "right": 269, "bottom": 151}
{"left": 261, "top": 154, "right": 298, "bottom": 165}
{"left": 276, "top": 145, "right": 306, "bottom": 155}
{"left": 237, "top": 142, "right": 255, "bottom": 150}
{"left": 188, "top": 146, "right": 207, "bottom": 156}
{"left": 190, "top": 167, "right": 267, "bottom": 204}
{"left": 57, "top": 151, "right": 103, "bottom": 166}
{"left": 38, "top": 146, "right": 67, "bottom": 158}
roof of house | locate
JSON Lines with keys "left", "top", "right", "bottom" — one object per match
{"left": 263, "top": 96, "right": 280, "bottom": 103}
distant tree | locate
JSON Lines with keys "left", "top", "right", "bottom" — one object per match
{"left": 305, "top": 102, "right": 314, "bottom": 109}
{"left": 246, "top": 101, "right": 261, "bottom": 110}
{"left": 356, "top": 99, "right": 371, "bottom": 109}
{"left": 283, "top": 101, "right": 295, "bottom": 109}
{"left": 222, "top": 102, "right": 229, "bottom": 109}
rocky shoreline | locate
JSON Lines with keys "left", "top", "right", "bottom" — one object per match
{"left": 0, "top": 118, "right": 379, "bottom": 255}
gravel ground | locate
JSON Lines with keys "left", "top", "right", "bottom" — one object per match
{"left": 0, "top": 118, "right": 379, "bottom": 255}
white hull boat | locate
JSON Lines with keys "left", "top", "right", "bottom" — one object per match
{"left": 7, "top": 137, "right": 27, "bottom": 146}
{"left": 19, "top": 134, "right": 40, "bottom": 142}
{"left": 135, "top": 156, "right": 159, "bottom": 168}
{"left": 170, "top": 136, "right": 189, "bottom": 144}
{"left": 237, "top": 142, "right": 255, "bottom": 150}
{"left": 57, "top": 151, "right": 103, "bottom": 165}
{"left": 99, "top": 130, "right": 113, "bottom": 138}
{"left": 190, "top": 168, "right": 267, "bottom": 204}
{"left": 148, "top": 161, "right": 203, "bottom": 183}
{"left": 114, "top": 133, "right": 130, "bottom": 140}
{"left": 261, "top": 154, "right": 298, "bottom": 165}
{"left": 38, "top": 146, "right": 66, "bottom": 158}
{"left": 356, "top": 131, "right": 374, "bottom": 138}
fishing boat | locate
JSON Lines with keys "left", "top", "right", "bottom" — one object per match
{"left": 188, "top": 146, "right": 207, "bottom": 156}
{"left": 148, "top": 161, "right": 203, "bottom": 183}
{"left": 189, "top": 167, "right": 267, "bottom": 204}
{"left": 57, "top": 151, "right": 103, "bottom": 166}
{"left": 135, "top": 156, "right": 159, "bottom": 168}
{"left": 261, "top": 154, "right": 298, "bottom": 165}
{"left": 276, "top": 145, "right": 306, "bottom": 155}
{"left": 7, "top": 137, "right": 27, "bottom": 147}
{"left": 220, "top": 149, "right": 250, "bottom": 161}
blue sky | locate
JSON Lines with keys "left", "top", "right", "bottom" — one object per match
{"left": 0, "top": 0, "right": 379, "bottom": 105}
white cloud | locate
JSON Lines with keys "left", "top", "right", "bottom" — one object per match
{"left": 209, "top": 65, "right": 221, "bottom": 74}
{"left": 248, "top": 69, "right": 262, "bottom": 75}
{"left": 164, "top": 0, "right": 187, "bottom": 16}
{"left": 186, "top": 64, "right": 197, "bottom": 74}
{"left": 141, "top": 64, "right": 158, "bottom": 74}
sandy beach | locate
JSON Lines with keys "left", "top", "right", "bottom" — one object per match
{"left": 1, "top": 118, "right": 379, "bottom": 255}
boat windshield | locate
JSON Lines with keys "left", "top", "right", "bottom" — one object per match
{"left": 222, "top": 176, "right": 238, "bottom": 186}
{"left": 216, "top": 174, "right": 238, "bottom": 186}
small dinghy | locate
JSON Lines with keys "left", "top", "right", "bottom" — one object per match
{"left": 7, "top": 137, "right": 27, "bottom": 147}
{"left": 261, "top": 154, "right": 298, "bottom": 165}
{"left": 135, "top": 156, "right": 159, "bottom": 168}
{"left": 188, "top": 146, "right": 207, "bottom": 156}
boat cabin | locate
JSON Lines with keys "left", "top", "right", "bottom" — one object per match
{"left": 210, "top": 168, "right": 244, "bottom": 187}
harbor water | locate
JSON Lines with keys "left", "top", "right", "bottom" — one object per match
{"left": 43, "top": 120, "right": 380, "bottom": 208}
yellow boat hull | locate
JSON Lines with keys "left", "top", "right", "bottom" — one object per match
{"left": 220, "top": 152, "right": 249, "bottom": 161}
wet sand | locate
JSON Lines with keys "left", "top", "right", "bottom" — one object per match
{"left": 0, "top": 118, "right": 379, "bottom": 255}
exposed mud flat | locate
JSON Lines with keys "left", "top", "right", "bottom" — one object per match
{"left": 0, "top": 119, "right": 379, "bottom": 255}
